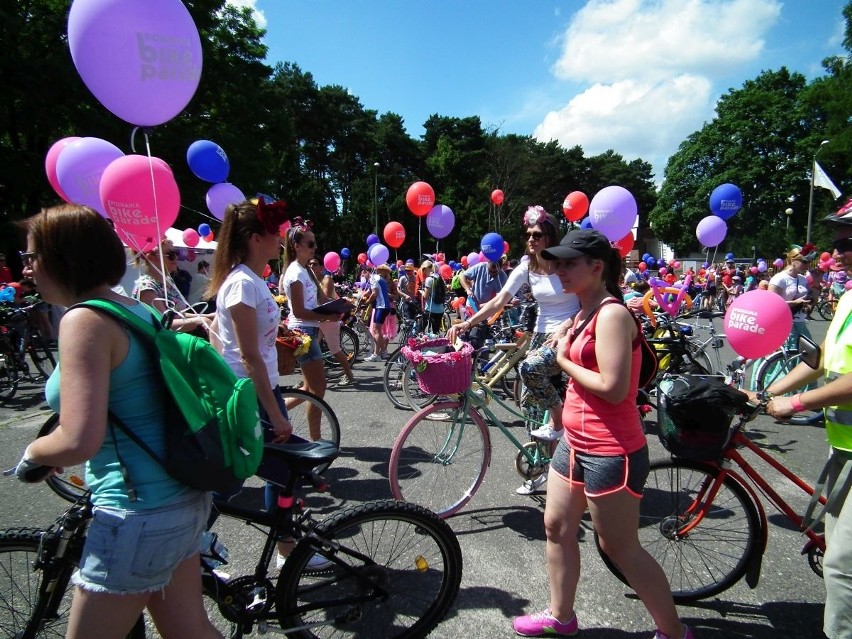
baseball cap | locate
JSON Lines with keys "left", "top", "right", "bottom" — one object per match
{"left": 824, "top": 198, "right": 852, "bottom": 226}
{"left": 541, "top": 229, "right": 612, "bottom": 261}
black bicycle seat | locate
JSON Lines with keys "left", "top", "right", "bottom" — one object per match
{"left": 261, "top": 440, "right": 340, "bottom": 475}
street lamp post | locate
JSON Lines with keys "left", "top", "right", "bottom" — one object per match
{"left": 373, "top": 162, "right": 379, "bottom": 236}
{"left": 806, "top": 140, "right": 830, "bottom": 244}
{"left": 785, "top": 207, "right": 793, "bottom": 230}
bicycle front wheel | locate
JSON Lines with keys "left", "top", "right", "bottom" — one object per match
{"left": 389, "top": 399, "right": 490, "bottom": 518}
{"left": 28, "top": 334, "right": 56, "bottom": 381}
{"left": 754, "top": 350, "right": 800, "bottom": 393}
{"left": 382, "top": 349, "right": 412, "bottom": 410}
{"left": 818, "top": 300, "right": 835, "bottom": 321}
{"left": 595, "top": 459, "right": 760, "bottom": 602}
{"left": 276, "top": 499, "right": 463, "bottom": 639}
{"left": 282, "top": 389, "right": 341, "bottom": 472}
{"left": 400, "top": 362, "right": 438, "bottom": 412}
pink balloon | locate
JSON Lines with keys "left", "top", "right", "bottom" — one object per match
{"left": 589, "top": 186, "right": 638, "bottom": 241}
{"left": 56, "top": 137, "right": 125, "bottom": 217}
{"left": 724, "top": 290, "right": 793, "bottom": 359}
{"left": 182, "top": 228, "right": 200, "bottom": 248}
{"left": 100, "top": 155, "right": 180, "bottom": 248}
{"left": 846, "top": 281, "right": 852, "bottom": 291}
{"left": 68, "top": 0, "right": 203, "bottom": 127}
{"left": 773, "top": 258, "right": 784, "bottom": 268}
{"left": 659, "top": 267, "right": 668, "bottom": 276}
{"left": 323, "top": 251, "right": 341, "bottom": 272}
{"left": 45, "top": 137, "right": 81, "bottom": 202}
{"left": 206, "top": 183, "right": 245, "bottom": 221}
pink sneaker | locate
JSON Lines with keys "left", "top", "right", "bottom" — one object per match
{"left": 654, "top": 624, "right": 694, "bottom": 639}
{"left": 513, "top": 609, "right": 579, "bottom": 637}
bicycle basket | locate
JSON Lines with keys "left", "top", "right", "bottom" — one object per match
{"left": 656, "top": 375, "right": 749, "bottom": 461}
{"left": 401, "top": 337, "right": 473, "bottom": 394}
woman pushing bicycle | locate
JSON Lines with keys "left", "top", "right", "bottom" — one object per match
{"left": 447, "top": 206, "right": 579, "bottom": 495}
{"left": 511, "top": 228, "right": 692, "bottom": 639}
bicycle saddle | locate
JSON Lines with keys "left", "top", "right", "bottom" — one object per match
{"left": 261, "top": 440, "right": 340, "bottom": 475}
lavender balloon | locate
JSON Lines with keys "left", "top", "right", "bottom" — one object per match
{"left": 368, "top": 242, "right": 389, "bottom": 265}
{"left": 68, "top": 0, "right": 203, "bottom": 127}
{"left": 696, "top": 215, "right": 728, "bottom": 247}
{"left": 206, "top": 183, "right": 245, "bottom": 221}
{"left": 589, "top": 186, "right": 638, "bottom": 241}
{"left": 426, "top": 204, "right": 455, "bottom": 239}
{"left": 56, "top": 137, "right": 124, "bottom": 217}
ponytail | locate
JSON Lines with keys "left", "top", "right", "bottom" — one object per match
{"left": 602, "top": 248, "right": 626, "bottom": 304}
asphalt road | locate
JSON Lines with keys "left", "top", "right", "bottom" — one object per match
{"left": 0, "top": 316, "right": 834, "bottom": 638}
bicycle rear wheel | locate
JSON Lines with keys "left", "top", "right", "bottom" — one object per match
{"left": 0, "top": 343, "right": 19, "bottom": 402}
{"left": 28, "top": 334, "right": 56, "bottom": 380}
{"left": 276, "top": 500, "right": 463, "bottom": 639}
{"left": 388, "top": 399, "right": 490, "bottom": 518}
{"left": 818, "top": 300, "right": 836, "bottom": 321}
{"left": 282, "top": 389, "right": 340, "bottom": 472}
{"left": 400, "top": 363, "right": 438, "bottom": 412}
{"left": 595, "top": 459, "right": 759, "bottom": 602}
{"left": 382, "top": 349, "right": 412, "bottom": 410}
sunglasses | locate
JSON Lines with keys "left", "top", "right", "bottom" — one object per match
{"left": 832, "top": 238, "right": 852, "bottom": 253}
{"left": 19, "top": 251, "right": 37, "bottom": 266}
{"left": 157, "top": 250, "right": 178, "bottom": 260}
{"left": 525, "top": 231, "right": 544, "bottom": 241}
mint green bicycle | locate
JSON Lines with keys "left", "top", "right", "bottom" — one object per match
{"left": 388, "top": 376, "right": 552, "bottom": 518}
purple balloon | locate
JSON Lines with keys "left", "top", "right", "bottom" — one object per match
{"left": 55, "top": 137, "right": 124, "bottom": 217}
{"left": 425, "top": 204, "right": 455, "bottom": 239}
{"left": 206, "top": 182, "right": 245, "bottom": 221}
{"left": 366, "top": 234, "right": 379, "bottom": 247}
{"left": 589, "top": 186, "right": 638, "bottom": 241}
{"left": 467, "top": 252, "right": 480, "bottom": 267}
{"left": 68, "top": 0, "right": 203, "bottom": 127}
{"left": 696, "top": 215, "right": 728, "bottom": 247}
{"left": 368, "top": 242, "right": 389, "bottom": 265}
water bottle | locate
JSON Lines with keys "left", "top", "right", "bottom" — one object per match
{"left": 200, "top": 531, "right": 229, "bottom": 569}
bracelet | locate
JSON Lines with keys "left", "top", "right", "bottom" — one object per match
{"left": 789, "top": 393, "right": 806, "bottom": 413}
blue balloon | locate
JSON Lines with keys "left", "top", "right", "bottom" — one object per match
{"left": 725, "top": 252, "right": 735, "bottom": 261}
{"left": 646, "top": 257, "right": 657, "bottom": 268}
{"left": 198, "top": 223, "right": 211, "bottom": 237}
{"left": 0, "top": 287, "right": 14, "bottom": 302}
{"left": 480, "top": 232, "right": 504, "bottom": 262}
{"left": 366, "top": 234, "right": 379, "bottom": 247}
{"left": 340, "top": 247, "right": 351, "bottom": 259}
{"left": 186, "top": 140, "right": 230, "bottom": 183}
{"left": 580, "top": 217, "right": 593, "bottom": 229}
{"left": 710, "top": 183, "right": 743, "bottom": 220}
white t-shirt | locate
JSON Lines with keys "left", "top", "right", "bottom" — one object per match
{"left": 216, "top": 264, "right": 280, "bottom": 387}
{"left": 281, "top": 261, "right": 320, "bottom": 329}
{"left": 769, "top": 271, "right": 809, "bottom": 322}
{"left": 504, "top": 261, "right": 580, "bottom": 333}
{"left": 188, "top": 272, "right": 210, "bottom": 305}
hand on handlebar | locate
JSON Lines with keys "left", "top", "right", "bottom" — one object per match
{"left": 9, "top": 449, "right": 58, "bottom": 483}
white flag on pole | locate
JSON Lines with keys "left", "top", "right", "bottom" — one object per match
{"left": 814, "top": 161, "right": 842, "bottom": 199}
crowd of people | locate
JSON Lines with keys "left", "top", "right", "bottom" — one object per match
{"left": 8, "top": 197, "right": 852, "bottom": 639}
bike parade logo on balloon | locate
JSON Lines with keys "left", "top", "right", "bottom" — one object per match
{"left": 724, "top": 290, "right": 792, "bottom": 359}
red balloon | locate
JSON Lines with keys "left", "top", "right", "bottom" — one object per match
{"left": 263, "top": 264, "right": 272, "bottom": 278}
{"left": 491, "top": 189, "right": 504, "bottom": 205}
{"left": 439, "top": 264, "right": 453, "bottom": 279}
{"left": 460, "top": 256, "right": 468, "bottom": 267}
{"left": 503, "top": 241, "right": 509, "bottom": 255}
{"left": 562, "top": 191, "right": 589, "bottom": 222}
{"left": 383, "top": 221, "right": 406, "bottom": 248}
{"left": 406, "top": 181, "right": 435, "bottom": 217}
{"left": 612, "top": 231, "right": 634, "bottom": 257}
{"left": 357, "top": 252, "right": 367, "bottom": 264}
{"left": 820, "top": 251, "right": 831, "bottom": 262}
{"left": 637, "top": 261, "right": 647, "bottom": 272}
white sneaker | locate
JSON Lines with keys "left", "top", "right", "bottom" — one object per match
{"left": 516, "top": 475, "right": 547, "bottom": 495}
{"left": 276, "top": 552, "right": 333, "bottom": 571}
{"left": 529, "top": 424, "right": 564, "bottom": 441}
{"left": 364, "top": 354, "right": 381, "bottom": 362}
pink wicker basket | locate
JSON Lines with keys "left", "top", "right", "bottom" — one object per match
{"left": 400, "top": 337, "right": 474, "bottom": 394}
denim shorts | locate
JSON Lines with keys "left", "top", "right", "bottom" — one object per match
{"left": 73, "top": 492, "right": 211, "bottom": 594}
{"left": 297, "top": 326, "right": 324, "bottom": 364}
{"left": 551, "top": 440, "right": 649, "bottom": 498}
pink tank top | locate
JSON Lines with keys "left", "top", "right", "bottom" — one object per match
{"left": 563, "top": 302, "right": 646, "bottom": 455}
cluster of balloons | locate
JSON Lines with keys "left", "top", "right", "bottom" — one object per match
{"left": 181, "top": 222, "right": 214, "bottom": 248}
{"left": 818, "top": 251, "right": 837, "bottom": 272}
{"left": 405, "top": 182, "right": 456, "bottom": 239}
{"left": 696, "top": 183, "right": 743, "bottom": 247}
{"left": 186, "top": 140, "right": 245, "bottom": 222}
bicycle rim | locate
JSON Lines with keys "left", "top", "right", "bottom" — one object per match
{"left": 0, "top": 348, "right": 19, "bottom": 402}
{"left": 818, "top": 301, "right": 835, "bottom": 321}
{"left": 28, "top": 336, "right": 56, "bottom": 380}
{"left": 382, "top": 349, "right": 412, "bottom": 410}
{"left": 338, "top": 325, "right": 359, "bottom": 362}
{"left": 0, "top": 529, "right": 73, "bottom": 639}
{"left": 755, "top": 350, "right": 799, "bottom": 394}
{"left": 400, "top": 363, "right": 438, "bottom": 411}
{"left": 388, "top": 400, "right": 490, "bottom": 518}
{"left": 596, "top": 460, "right": 759, "bottom": 602}
{"left": 276, "top": 500, "right": 462, "bottom": 639}
{"left": 283, "top": 389, "right": 341, "bottom": 472}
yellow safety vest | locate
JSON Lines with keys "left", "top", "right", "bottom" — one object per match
{"left": 823, "top": 291, "right": 852, "bottom": 452}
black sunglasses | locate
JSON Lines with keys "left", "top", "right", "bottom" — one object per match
{"left": 832, "top": 238, "right": 852, "bottom": 253}
{"left": 19, "top": 251, "right": 37, "bottom": 266}
{"left": 525, "top": 231, "right": 544, "bottom": 240}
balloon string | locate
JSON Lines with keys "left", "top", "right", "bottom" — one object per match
{"left": 141, "top": 131, "right": 170, "bottom": 310}
{"left": 418, "top": 219, "right": 422, "bottom": 262}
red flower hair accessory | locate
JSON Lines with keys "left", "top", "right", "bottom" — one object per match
{"left": 256, "top": 197, "right": 289, "bottom": 235}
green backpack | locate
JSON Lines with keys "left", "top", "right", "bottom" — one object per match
{"left": 78, "top": 299, "right": 263, "bottom": 495}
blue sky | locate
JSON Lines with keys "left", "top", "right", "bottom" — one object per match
{"left": 232, "top": 0, "right": 847, "bottom": 181}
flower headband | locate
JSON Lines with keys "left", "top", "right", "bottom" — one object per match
{"left": 523, "top": 205, "right": 548, "bottom": 227}
{"left": 256, "top": 197, "right": 289, "bottom": 235}
{"left": 290, "top": 215, "right": 313, "bottom": 232}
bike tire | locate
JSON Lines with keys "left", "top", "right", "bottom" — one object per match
{"left": 595, "top": 459, "right": 760, "bottom": 602}
{"left": 382, "top": 348, "right": 413, "bottom": 410}
{"left": 0, "top": 343, "right": 19, "bottom": 402}
{"left": 818, "top": 300, "right": 835, "bottom": 321}
{"left": 282, "top": 389, "right": 341, "bottom": 472}
{"left": 276, "top": 499, "right": 463, "bottom": 639}
{"left": 685, "top": 342, "right": 714, "bottom": 376}
{"left": 388, "top": 399, "right": 490, "bottom": 518}
{"left": 28, "top": 334, "right": 56, "bottom": 380}
{"left": 754, "top": 350, "right": 800, "bottom": 393}
{"left": 400, "top": 362, "right": 438, "bottom": 412}
{"left": 338, "top": 325, "right": 359, "bottom": 362}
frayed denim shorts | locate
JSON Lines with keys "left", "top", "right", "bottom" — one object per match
{"left": 72, "top": 492, "right": 211, "bottom": 594}
{"left": 296, "top": 326, "right": 324, "bottom": 364}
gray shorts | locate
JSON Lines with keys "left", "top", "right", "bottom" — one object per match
{"left": 73, "top": 492, "right": 210, "bottom": 594}
{"left": 551, "top": 440, "right": 649, "bottom": 498}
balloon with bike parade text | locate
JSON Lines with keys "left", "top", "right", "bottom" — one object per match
{"left": 480, "top": 233, "right": 504, "bottom": 262}
{"left": 68, "top": 0, "right": 203, "bottom": 127}
{"left": 589, "top": 186, "right": 637, "bottom": 241}
{"left": 612, "top": 232, "right": 634, "bottom": 258}
{"left": 426, "top": 205, "right": 455, "bottom": 239}
{"left": 187, "top": 140, "right": 229, "bottom": 183}
{"left": 563, "top": 191, "right": 589, "bottom": 223}
{"left": 724, "top": 290, "right": 792, "bottom": 359}
{"left": 709, "top": 183, "right": 743, "bottom": 221}
{"left": 406, "top": 181, "right": 435, "bottom": 217}
{"left": 383, "top": 222, "right": 405, "bottom": 249}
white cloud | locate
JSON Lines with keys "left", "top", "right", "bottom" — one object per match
{"left": 226, "top": 0, "right": 267, "bottom": 29}
{"left": 535, "top": 0, "right": 782, "bottom": 180}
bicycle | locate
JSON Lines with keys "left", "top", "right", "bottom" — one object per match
{"left": 388, "top": 352, "right": 553, "bottom": 518}
{"left": 2, "top": 414, "right": 463, "bottom": 638}
{"left": 596, "top": 372, "right": 826, "bottom": 603}
{"left": 0, "top": 301, "right": 57, "bottom": 402}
